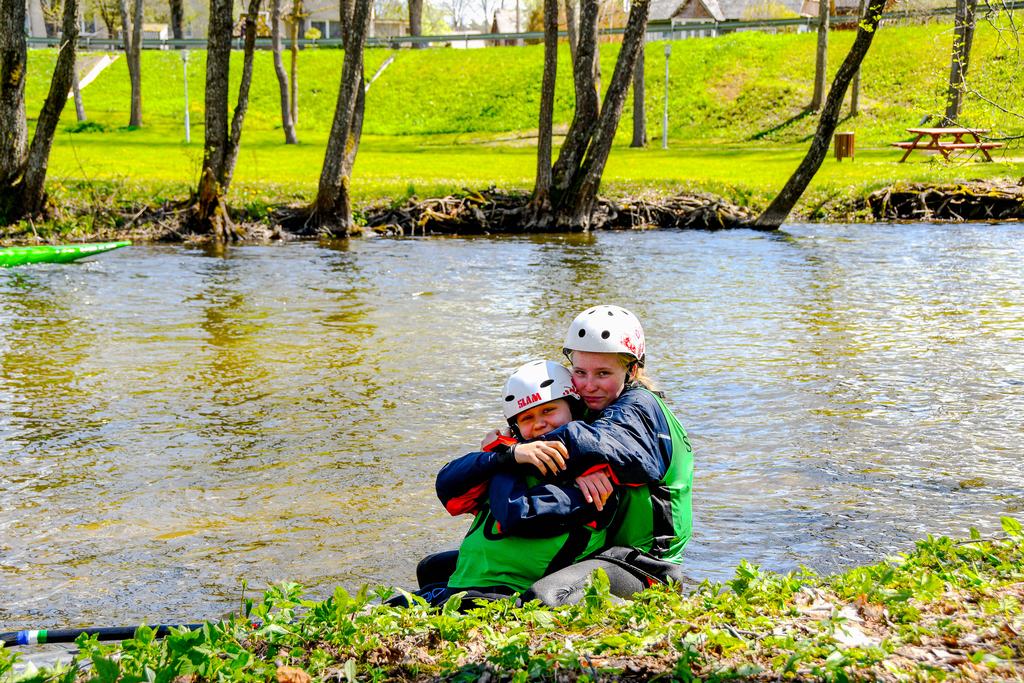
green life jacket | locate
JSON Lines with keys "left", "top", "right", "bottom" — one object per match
{"left": 448, "top": 477, "right": 608, "bottom": 593}
{"left": 605, "top": 390, "right": 693, "bottom": 563}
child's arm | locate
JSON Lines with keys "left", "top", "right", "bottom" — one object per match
{"left": 436, "top": 436, "right": 518, "bottom": 516}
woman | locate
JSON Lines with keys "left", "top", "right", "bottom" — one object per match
{"left": 518, "top": 305, "right": 695, "bottom": 605}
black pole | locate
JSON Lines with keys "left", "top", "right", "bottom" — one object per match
{"left": 1, "top": 624, "right": 205, "bottom": 647}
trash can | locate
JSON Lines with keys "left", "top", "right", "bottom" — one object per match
{"left": 834, "top": 131, "right": 855, "bottom": 161}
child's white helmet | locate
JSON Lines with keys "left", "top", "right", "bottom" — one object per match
{"left": 502, "top": 360, "right": 580, "bottom": 422}
{"left": 563, "top": 305, "right": 646, "bottom": 366}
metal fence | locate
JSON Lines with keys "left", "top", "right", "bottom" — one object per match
{"left": 24, "top": 1, "right": 1023, "bottom": 51}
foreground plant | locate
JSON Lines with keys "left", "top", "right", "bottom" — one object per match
{"left": 3, "top": 518, "right": 1022, "bottom": 682}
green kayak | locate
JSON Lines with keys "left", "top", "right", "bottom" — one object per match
{"left": 0, "top": 241, "right": 131, "bottom": 267}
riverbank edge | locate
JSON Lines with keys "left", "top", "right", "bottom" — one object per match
{"left": 2, "top": 179, "right": 1023, "bottom": 245}
{"left": 2, "top": 520, "right": 1022, "bottom": 682}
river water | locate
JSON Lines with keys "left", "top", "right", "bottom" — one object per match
{"left": 2, "top": 223, "right": 1023, "bottom": 629}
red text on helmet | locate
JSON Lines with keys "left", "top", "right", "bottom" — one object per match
{"left": 517, "top": 392, "right": 542, "bottom": 409}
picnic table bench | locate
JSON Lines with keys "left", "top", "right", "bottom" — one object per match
{"left": 893, "top": 127, "right": 1004, "bottom": 162}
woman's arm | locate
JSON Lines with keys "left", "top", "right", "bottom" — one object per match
{"left": 543, "top": 389, "right": 674, "bottom": 484}
{"left": 488, "top": 471, "right": 616, "bottom": 538}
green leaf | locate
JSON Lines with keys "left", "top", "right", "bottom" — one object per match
{"left": 93, "top": 656, "right": 120, "bottom": 683}
{"left": 1000, "top": 516, "right": 1022, "bottom": 538}
{"left": 443, "top": 592, "right": 464, "bottom": 615}
{"left": 343, "top": 658, "right": 357, "bottom": 683}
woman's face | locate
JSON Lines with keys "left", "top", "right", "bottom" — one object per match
{"left": 515, "top": 398, "right": 574, "bottom": 440}
{"left": 570, "top": 351, "right": 628, "bottom": 412}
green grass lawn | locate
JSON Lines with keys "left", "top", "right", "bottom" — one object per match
{"left": 21, "top": 18, "right": 1024, "bottom": 219}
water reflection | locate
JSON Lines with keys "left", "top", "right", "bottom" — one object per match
{"left": 2, "top": 224, "right": 1023, "bottom": 628}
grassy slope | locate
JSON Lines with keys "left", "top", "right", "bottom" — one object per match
{"left": 20, "top": 20, "right": 1024, "bottom": 218}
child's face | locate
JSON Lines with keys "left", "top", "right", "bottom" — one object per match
{"left": 515, "top": 398, "right": 573, "bottom": 440}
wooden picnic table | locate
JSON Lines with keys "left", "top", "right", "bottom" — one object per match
{"left": 893, "top": 127, "right": 1003, "bottom": 162}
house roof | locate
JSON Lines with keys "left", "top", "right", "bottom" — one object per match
{"left": 651, "top": 0, "right": 809, "bottom": 21}
{"left": 491, "top": 8, "right": 520, "bottom": 33}
{"left": 650, "top": 0, "right": 726, "bottom": 22}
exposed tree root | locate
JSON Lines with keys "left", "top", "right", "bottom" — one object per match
{"left": 865, "top": 180, "right": 1024, "bottom": 222}
{"left": 361, "top": 187, "right": 754, "bottom": 235}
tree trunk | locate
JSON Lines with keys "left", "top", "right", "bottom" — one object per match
{"left": 1, "top": 0, "right": 78, "bottom": 221}
{"left": 809, "top": 0, "right": 828, "bottom": 110}
{"left": 564, "top": 0, "right": 578, "bottom": 67}
{"left": 408, "top": 0, "right": 423, "bottom": 48}
{"left": 631, "top": 43, "right": 646, "bottom": 148}
{"left": 16, "top": 0, "right": 80, "bottom": 218}
{"left": 849, "top": 0, "right": 866, "bottom": 115}
{"left": 533, "top": 0, "right": 558, "bottom": 205}
{"left": 340, "top": 0, "right": 365, "bottom": 203}
{"left": 72, "top": 54, "right": 86, "bottom": 121}
{"left": 119, "top": 0, "right": 143, "bottom": 126}
{"left": 289, "top": 0, "right": 302, "bottom": 127}
{"left": 271, "top": 0, "right": 297, "bottom": 143}
{"left": 0, "top": 0, "right": 29, "bottom": 192}
{"left": 192, "top": 0, "right": 235, "bottom": 239}
{"left": 753, "top": 0, "right": 887, "bottom": 230}
{"left": 221, "top": 0, "right": 262, "bottom": 191}
{"left": 550, "top": 0, "right": 599, "bottom": 194}
{"left": 169, "top": 0, "right": 184, "bottom": 40}
{"left": 944, "top": 0, "right": 977, "bottom": 125}
{"left": 553, "top": 0, "right": 648, "bottom": 227}
{"left": 312, "top": 0, "right": 371, "bottom": 234}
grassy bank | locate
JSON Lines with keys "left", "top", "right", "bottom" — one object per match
{"left": 3, "top": 519, "right": 1023, "bottom": 681}
{"left": 12, "top": 19, "right": 1023, "bottom": 237}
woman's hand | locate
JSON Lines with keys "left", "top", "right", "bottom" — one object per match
{"left": 576, "top": 471, "right": 614, "bottom": 511}
{"left": 513, "top": 440, "right": 569, "bottom": 476}
{"left": 480, "top": 428, "right": 512, "bottom": 450}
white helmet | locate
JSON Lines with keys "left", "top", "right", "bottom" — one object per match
{"left": 563, "top": 305, "right": 646, "bottom": 366}
{"left": 502, "top": 360, "right": 580, "bottom": 422}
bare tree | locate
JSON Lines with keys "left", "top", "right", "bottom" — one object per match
{"left": 1, "top": 0, "right": 79, "bottom": 222}
{"left": 271, "top": 0, "right": 298, "bottom": 143}
{"left": 0, "top": 0, "right": 29, "bottom": 194}
{"left": 312, "top": 0, "right": 371, "bottom": 234}
{"left": 408, "top": 0, "right": 423, "bottom": 45}
{"left": 944, "top": 0, "right": 978, "bottom": 124}
{"left": 478, "top": 0, "right": 497, "bottom": 30}
{"left": 92, "top": 0, "right": 120, "bottom": 37}
{"left": 564, "top": 0, "right": 578, "bottom": 65}
{"left": 118, "top": 0, "right": 143, "bottom": 126}
{"left": 753, "top": 0, "right": 887, "bottom": 230}
{"left": 191, "top": 0, "right": 263, "bottom": 239}
{"left": 849, "top": 0, "right": 867, "bottom": 114}
{"left": 444, "top": 0, "right": 469, "bottom": 27}
{"left": 289, "top": 0, "right": 304, "bottom": 127}
{"left": 72, "top": 53, "right": 87, "bottom": 121}
{"left": 531, "top": 0, "right": 649, "bottom": 228}
{"left": 809, "top": 0, "right": 828, "bottom": 110}
{"left": 169, "top": 0, "right": 184, "bottom": 39}
{"left": 533, "top": 0, "right": 558, "bottom": 206}
{"left": 631, "top": 43, "right": 646, "bottom": 147}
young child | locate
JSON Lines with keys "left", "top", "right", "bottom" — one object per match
{"left": 392, "top": 361, "right": 616, "bottom": 608}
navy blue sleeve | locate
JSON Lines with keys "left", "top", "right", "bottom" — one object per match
{"left": 435, "top": 449, "right": 511, "bottom": 511}
{"left": 488, "top": 472, "right": 611, "bottom": 538}
{"left": 543, "top": 388, "right": 672, "bottom": 484}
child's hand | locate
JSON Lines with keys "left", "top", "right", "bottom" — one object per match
{"left": 513, "top": 441, "right": 568, "bottom": 476}
{"left": 480, "top": 428, "right": 511, "bottom": 450}
{"left": 576, "top": 471, "right": 614, "bottom": 511}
